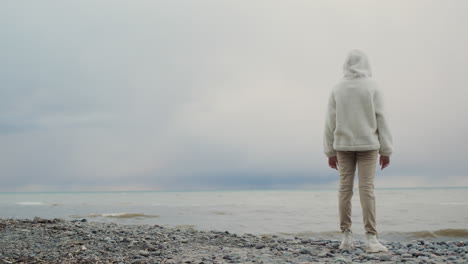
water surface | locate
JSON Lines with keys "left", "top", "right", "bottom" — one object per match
{"left": 1, "top": 187, "right": 467, "bottom": 241}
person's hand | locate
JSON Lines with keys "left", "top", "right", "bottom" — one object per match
{"left": 379, "top": 155, "right": 390, "bottom": 170}
{"left": 328, "top": 156, "right": 338, "bottom": 170}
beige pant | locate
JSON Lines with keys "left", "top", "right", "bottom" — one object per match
{"left": 337, "top": 150, "right": 378, "bottom": 235}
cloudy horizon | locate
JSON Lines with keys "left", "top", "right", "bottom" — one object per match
{"left": 1, "top": 1, "right": 467, "bottom": 192}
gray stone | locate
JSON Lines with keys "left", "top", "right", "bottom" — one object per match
{"left": 396, "top": 249, "right": 407, "bottom": 255}
{"left": 6, "top": 218, "right": 468, "bottom": 264}
{"left": 318, "top": 249, "right": 330, "bottom": 258}
{"left": 334, "top": 257, "right": 349, "bottom": 263}
{"left": 417, "top": 256, "right": 430, "bottom": 263}
{"left": 330, "top": 242, "right": 340, "bottom": 249}
{"left": 354, "top": 248, "right": 363, "bottom": 255}
{"left": 255, "top": 243, "right": 265, "bottom": 249}
{"left": 298, "top": 247, "right": 313, "bottom": 255}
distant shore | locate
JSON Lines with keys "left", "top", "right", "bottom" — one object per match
{"left": 0, "top": 218, "right": 466, "bottom": 264}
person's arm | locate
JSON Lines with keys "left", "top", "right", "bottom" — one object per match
{"left": 374, "top": 88, "right": 393, "bottom": 165}
{"left": 323, "top": 90, "right": 337, "bottom": 158}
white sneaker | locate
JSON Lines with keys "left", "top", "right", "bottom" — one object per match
{"left": 365, "top": 233, "right": 388, "bottom": 253}
{"left": 339, "top": 230, "right": 354, "bottom": 250}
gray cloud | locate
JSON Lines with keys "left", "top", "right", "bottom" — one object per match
{"left": 1, "top": 0, "right": 467, "bottom": 191}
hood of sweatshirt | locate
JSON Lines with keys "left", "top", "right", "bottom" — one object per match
{"left": 343, "top": 49, "right": 372, "bottom": 79}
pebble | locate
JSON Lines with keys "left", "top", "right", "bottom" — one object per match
{"left": 255, "top": 243, "right": 265, "bottom": 249}
{"left": 334, "top": 257, "right": 349, "bottom": 263}
{"left": 379, "top": 255, "right": 391, "bottom": 261}
{"left": 0, "top": 218, "right": 466, "bottom": 264}
{"left": 298, "top": 247, "right": 313, "bottom": 255}
{"left": 330, "top": 242, "right": 340, "bottom": 249}
{"left": 396, "top": 249, "right": 407, "bottom": 255}
{"left": 417, "top": 256, "right": 430, "bottom": 262}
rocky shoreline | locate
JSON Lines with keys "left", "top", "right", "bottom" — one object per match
{"left": 0, "top": 218, "right": 466, "bottom": 264}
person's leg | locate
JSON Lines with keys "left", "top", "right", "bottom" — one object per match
{"left": 356, "top": 150, "right": 378, "bottom": 235}
{"left": 357, "top": 150, "right": 388, "bottom": 253}
{"left": 337, "top": 151, "right": 357, "bottom": 233}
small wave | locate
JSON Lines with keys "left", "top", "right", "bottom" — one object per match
{"left": 16, "top": 202, "right": 45, "bottom": 206}
{"left": 175, "top": 224, "right": 196, "bottom": 229}
{"left": 378, "top": 229, "right": 468, "bottom": 241}
{"left": 276, "top": 231, "right": 342, "bottom": 240}
{"left": 274, "top": 229, "right": 468, "bottom": 241}
{"left": 210, "top": 210, "right": 231, "bottom": 215}
{"left": 400, "top": 231, "right": 438, "bottom": 239}
{"left": 433, "top": 229, "right": 468, "bottom": 237}
{"left": 385, "top": 229, "right": 468, "bottom": 239}
{"left": 86, "top": 213, "right": 159, "bottom": 219}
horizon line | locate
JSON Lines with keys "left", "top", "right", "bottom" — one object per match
{"left": 0, "top": 186, "right": 467, "bottom": 194}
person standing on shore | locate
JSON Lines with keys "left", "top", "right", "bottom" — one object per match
{"left": 323, "top": 49, "right": 393, "bottom": 253}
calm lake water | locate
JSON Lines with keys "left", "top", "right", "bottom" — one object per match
{"left": 1, "top": 188, "right": 467, "bottom": 241}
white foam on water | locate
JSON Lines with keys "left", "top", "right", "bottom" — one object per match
{"left": 86, "top": 213, "right": 159, "bottom": 218}
{"left": 16, "top": 202, "right": 45, "bottom": 206}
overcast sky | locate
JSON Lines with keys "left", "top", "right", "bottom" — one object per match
{"left": 1, "top": 0, "right": 467, "bottom": 192}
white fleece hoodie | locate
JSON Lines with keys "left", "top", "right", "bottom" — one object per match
{"left": 323, "top": 50, "right": 393, "bottom": 157}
